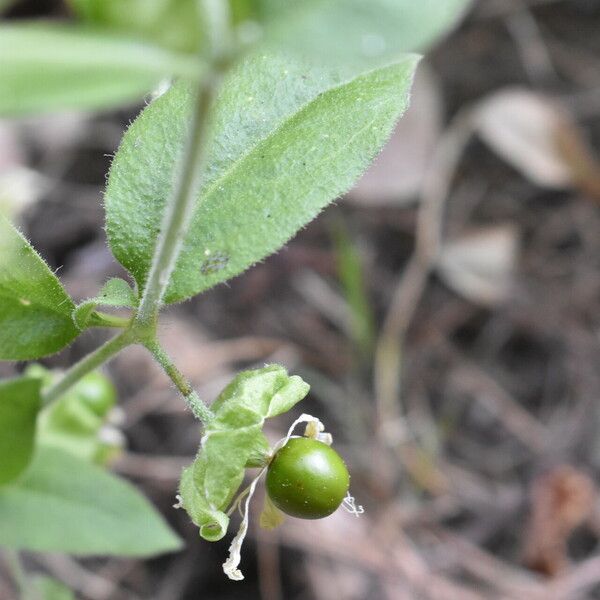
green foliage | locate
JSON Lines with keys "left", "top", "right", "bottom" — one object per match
{"left": 0, "top": 0, "right": 471, "bottom": 574}
{"left": 28, "top": 365, "right": 121, "bottom": 465}
{"left": 72, "top": 277, "right": 137, "bottom": 330}
{"left": 0, "top": 216, "right": 79, "bottom": 360}
{"left": 243, "top": 0, "right": 470, "bottom": 67}
{"left": 0, "top": 446, "right": 183, "bottom": 556}
{"left": 67, "top": 0, "right": 206, "bottom": 54}
{"left": 179, "top": 365, "right": 309, "bottom": 541}
{"left": 0, "top": 23, "right": 205, "bottom": 116}
{"left": 105, "top": 53, "right": 418, "bottom": 303}
{"left": 0, "top": 377, "right": 41, "bottom": 486}
{"left": 31, "top": 576, "right": 75, "bottom": 600}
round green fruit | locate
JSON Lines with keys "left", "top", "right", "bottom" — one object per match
{"left": 75, "top": 372, "right": 116, "bottom": 417}
{"left": 266, "top": 437, "right": 350, "bottom": 519}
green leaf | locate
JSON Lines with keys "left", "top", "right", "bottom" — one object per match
{"left": 0, "top": 216, "right": 79, "bottom": 360}
{"left": 106, "top": 53, "right": 418, "bottom": 303}
{"left": 30, "top": 365, "right": 122, "bottom": 465}
{"left": 0, "top": 23, "right": 206, "bottom": 116}
{"left": 252, "top": 0, "right": 470, "bottom": 67}
{"left": 179, "top": 365, "right": 309, "bottom": 541}
{"left": 68, "top": 0, "right": 205, "bottom": 54}
{"left": 0, "top": 377, "right": 41, "bottom": 486}
{"left": 0, "top": 446, "right": 183, "bottom": 556}
{"left": 72, "top": 277, "right": 137, "bottom": 330}
{"left": 31, "top": 576, "right": 75, "bottom": 600}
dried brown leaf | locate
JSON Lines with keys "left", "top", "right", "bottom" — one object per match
{"left": 475, "top": 88, "right": 574, "bottom": 188}
{"left": 436, "top": 225, "right": 518, "bottom": 306}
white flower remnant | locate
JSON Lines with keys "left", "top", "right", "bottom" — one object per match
{"left": 221, "top": 412, "right": 364, "bottom": 581}
{"left": 304, "top": 417, "right": 333, "bottom": 445}
{"left": 342, "top": 492, "right": 364, "bottom": 517}
{"left": 222, "top": 470, "right": 263, "bottom": 581}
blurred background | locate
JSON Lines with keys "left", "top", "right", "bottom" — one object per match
{"left": 1, "top": 0, "right": 600, "bottom": 598}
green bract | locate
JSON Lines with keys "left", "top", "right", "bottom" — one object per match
{"left": 72, "top": 277, "right": 137, "bottom": 330}
{"left": 0, "top": 216, "right": 79, "bottom": 360}
{"left": 179, "top": 365, "right": 309, "bottom": 541}
{"left": 266, "top": 437, "right": 350, "bottom": 519}
{"left": 105, "top": 53, "right": 418, "bottom": 303}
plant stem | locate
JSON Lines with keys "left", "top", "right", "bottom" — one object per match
{"left": 37, "top": 2, "right": 232, "bottom": 412}
{"left": 41, "top": 331, "right": 132, "bottom": 406}
{"left": 145, "top": 342, "right": 214, "bottom": 424}
{"left": 134, "top": 74, "right": 219, "bottom": 329}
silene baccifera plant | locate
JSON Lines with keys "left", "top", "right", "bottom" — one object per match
{"left": 0, "top": 0, "right": 469, "bottom": 590}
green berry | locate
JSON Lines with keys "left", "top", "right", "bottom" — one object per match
{"left": 266, "top": 437, "right": 349, "bottom": 519}
{"left": 74, "top": 372, "right": 116, "bottom": 417}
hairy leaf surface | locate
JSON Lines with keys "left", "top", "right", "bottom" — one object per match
{"left": 0, "top": 216, "right": 79, "bottom": 360}
{"left": 106, "top": 53, "right": 418, "bottom": 302}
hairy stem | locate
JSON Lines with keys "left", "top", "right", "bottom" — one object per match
{"left": 145, "top": 342, "right": 214, "bottom": 424}
{"left": 134, "top": 74, "right": 219, "bottom": 328}
{"left": 41, "top": 331, "right": 132, "bottom": 406}
{"left": 38, "top": 2, "right": 232, "bottom": 411}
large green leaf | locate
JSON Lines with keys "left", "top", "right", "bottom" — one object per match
{"left": 0, "top": 23, "right": 205, "bottom": 116}
{"left": 254, "top": 0, "right": 471, "bottom": 67}
{"left": 0, "top": 446, "right": 183, "bottom": 556}
{"left": 67, "top": 0, "right": 205, "bottom": 54}
{"left": 0, "top": 216, "right": 79, "bottom": 360}
{"left": 105, "top": 53, "right": 418, "bottom": 303}
{"left": 179, "top": 365, "right": 309, "bottom": 541}
{"left": 0, "top": 377, "right": 41, "bottom": 486}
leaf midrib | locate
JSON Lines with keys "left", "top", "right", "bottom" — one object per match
{"left": 195, "top": 57, "right": 416, "bottom": 215}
